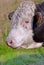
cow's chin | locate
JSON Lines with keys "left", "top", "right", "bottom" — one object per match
{"left": 7, "top": 42, "right": 22, "bottom": 48}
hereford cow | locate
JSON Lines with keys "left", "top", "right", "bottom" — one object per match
{"left": 6, "top": 0, "right": 44, "bottom": 49}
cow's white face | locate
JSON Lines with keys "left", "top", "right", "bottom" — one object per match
{"left": 6, "top": 1, "right": 36, "bottom": 48}
{"left": 6, "top": 20, "right": 33, "bottom": 48}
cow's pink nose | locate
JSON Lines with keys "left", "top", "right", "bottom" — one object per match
{"left": 6, "top": 40, "right": 13, "bottom": 45}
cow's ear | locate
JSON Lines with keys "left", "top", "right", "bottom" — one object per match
{"left": 8, "top": 11, "right": 14, "bottom": 20}
{"left": 34, "top": 12, "right": 43, "bottom": 26}
{"left": 33, "top": 12, "right": 43, "bottom": 30}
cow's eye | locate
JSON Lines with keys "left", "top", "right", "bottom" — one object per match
{"left": 25, "top": 21, "right": 29, "bottom": 23}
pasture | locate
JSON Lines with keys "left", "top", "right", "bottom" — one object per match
{"left": 0, "top": 0, "right": 44, "bottom": 65}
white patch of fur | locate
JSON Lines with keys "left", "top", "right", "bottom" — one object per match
{"left": 21, "top": 43, "right": 42, "bottom": 49}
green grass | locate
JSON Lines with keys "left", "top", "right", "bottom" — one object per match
{"left": 0, "top": 0, "right": 44, "bottom": 65}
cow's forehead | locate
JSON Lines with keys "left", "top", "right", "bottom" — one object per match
{"left": 11, "top": 0, "right": 36, "bottom": 26}
{"left": 19, "top": 1, "right": 36, "bottom": 11}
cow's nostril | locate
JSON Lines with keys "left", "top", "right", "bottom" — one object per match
{"left": 6, "top": 40, "right": 13, "bottom": 45}
{"left": 9, "top": 40, "right": 13, "bottom": 44}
